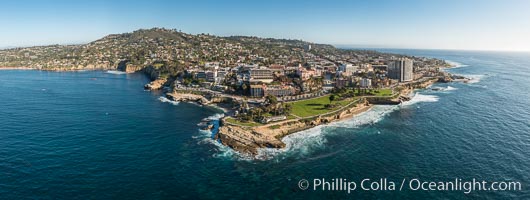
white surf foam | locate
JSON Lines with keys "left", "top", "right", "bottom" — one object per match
{"left": 105, "top": 70, "right": 127, "bottom": 75}
{"left": 197, "top": 127, "right": 254, "bottom": 160}
{"left": 445, "top": 86, "right": 458, "bottom": 91}
{"left": 158, "top": 96, "right": 179, "bottom": 105}
{"left": 257, "top": 125, "right": 327, "bottom": 159}
{"left": 401, "top": 93, "right": 439, "bottom": 106}
{"left": 464, "top": 74, "right": 484, "bottom": 84}
{"left": 432, "top": 86, "right": 458, "bottom": 92}
{"left": 193, "top": 112, "right": 255, "bottom": 160}
{"left": 445, "top": 60, "right": 469, "bottom": 68}
{"left": 204, "top": 113, "right": 225, "bottom": 121}
{"left": 332, "top": 105, "right": 398, "bottom": 128}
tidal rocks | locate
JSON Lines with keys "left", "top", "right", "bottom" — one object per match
{"left": 201, "top": 124, "right": 214, "bottom": 130}
{"left": 166, "top": 92, "right": 210, "bottom": 105}
{"left": 144, "top": 78, "right": 167, "bottom": 90}
{"left": 438, "top": 76, "right": 453, "bottom": 83}
{"left": 216, "top": 125, "right": 286, "bottom": 155}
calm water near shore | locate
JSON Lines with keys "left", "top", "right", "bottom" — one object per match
{"left": 0, "top": 50, "right": 529, "bottom": 199}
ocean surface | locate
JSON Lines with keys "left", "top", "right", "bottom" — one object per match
{"left": 0, "top": 50, "right": 529, "bottom": 199}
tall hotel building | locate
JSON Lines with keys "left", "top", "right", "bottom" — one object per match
{"left": 388, "top": 58, "right": 413, "bottom": 82}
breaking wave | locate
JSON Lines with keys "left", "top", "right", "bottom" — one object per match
{"left": 158, "top": 96, "right": 179, "bottom": 105}
{"left": 430, "top": 86, "right": 458, "bottom": 92}
{"left": 446, "top": 86, "right": 458, "bottom": 91}
{"left": 401, "top": 93, "right": 439, "bottom": 106}
{"left": 465, "top": 74, "right": 485, "bottom": 84}
{"left": 203, "top": 113, "right": 225, "bottom": 121}
{"left": 105, "top": 70, "right": 127, "bottom": 75}
{"left": 194, "top": 113, "right": 254, "bottom": 160}
{"left": 257, "top": 125, "right": 327, "bottom": 159}
{"left": 446, "top": 60, "right": 469, "bottom": 68}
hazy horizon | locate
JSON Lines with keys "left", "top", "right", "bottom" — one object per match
{"left": 1, "top": 0, "right": 530, "bottom": 52}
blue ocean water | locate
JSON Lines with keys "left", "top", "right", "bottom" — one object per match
{"left": 0, "top": 50, "right": 529, "bottom": 199}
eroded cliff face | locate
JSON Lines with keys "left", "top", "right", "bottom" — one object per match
{"left": 142, "top": 65, "right": 160, "bottom": 80}
{"left": 117, "top": 60, "right": 143, "bottom": 73}
{"left": 38, "top": 63, "right": 116, "bottom": 71}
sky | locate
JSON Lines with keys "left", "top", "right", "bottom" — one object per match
{"left": 1, "top": 0, "right": 529, "bottom": 51}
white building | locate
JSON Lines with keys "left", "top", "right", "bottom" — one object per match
{"left": 338, "top": 64, "right": 358, "bottom": 76}
{"left": 360, "top": 78, "right": 372, "bottom": 88}
{"left": 249, "top": 68, "right": 274, "bottom": 83}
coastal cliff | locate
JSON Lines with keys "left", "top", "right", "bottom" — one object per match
{"left": 215, "top": 100, "right": 372, "bottom": 156}
{"left": 117, "top": 60, "right": 143, "bottom": 73}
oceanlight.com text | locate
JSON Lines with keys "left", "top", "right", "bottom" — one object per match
{"left": 298, "top": 178, "right": 522, "bottom": 194}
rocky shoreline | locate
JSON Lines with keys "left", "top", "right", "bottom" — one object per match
{"left": 215, "top": 101, "right": 373, "bottom": 155}
{"left": 0, "top": 66, "right": 35, "bottom": 70}
{"left": 212, "top": 76, "right": 453, "bottom": 157}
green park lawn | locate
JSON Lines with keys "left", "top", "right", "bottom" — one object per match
{"left": 225, "top": 117, "right": 262, "bottom": 127}
{"left": 370, "top": 88, "right": 393, "bottom": 96}
{"left": 288, "top": 95, "right": 353, "bottom": 118}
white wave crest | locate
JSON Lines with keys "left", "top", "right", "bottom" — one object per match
{"left": 464, "top": 74, "right": 484, "bottom": 84}
{"left": 445, "top": 86, "right": 458, "bottom": 91}
{"left": 194, "top": 113, "right": 255, "bottom": 160}
{"left": 197, "top": 127, "right": 254, "bottom": 160}
{"left": 401, "top": 93, "right": 439, "bottom": 106}
{"left": 105, "top": 70, "right": 127, "bottom": 75}
{"left": 205, "top": 113, "right": 224, "bottom": 121}
{"left": 332, "top": 105, "right": 397, "bottom": 128}
{"left": 257, "top": 125, "right": 327, "bottom": 159}
{"left": 158, "top": 96, "right": 179, "bottom": 105}
{"left": 445, "top": 60, "right": 469, "bottom": 68}
{"left": 432, "top": 86, "right": 458, "bottom": 92}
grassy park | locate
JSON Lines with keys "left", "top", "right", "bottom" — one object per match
{"left": 225, "top": 117, "right": 262, "bottom": 127}
{"left": 288, "top": 95, "right": 353, "bottom": 118}
{"left": 366, "top": 88, "right": 393, "bottom": 96}
{"left": 226, "top": 88, "right": 394, "bottom": 126}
